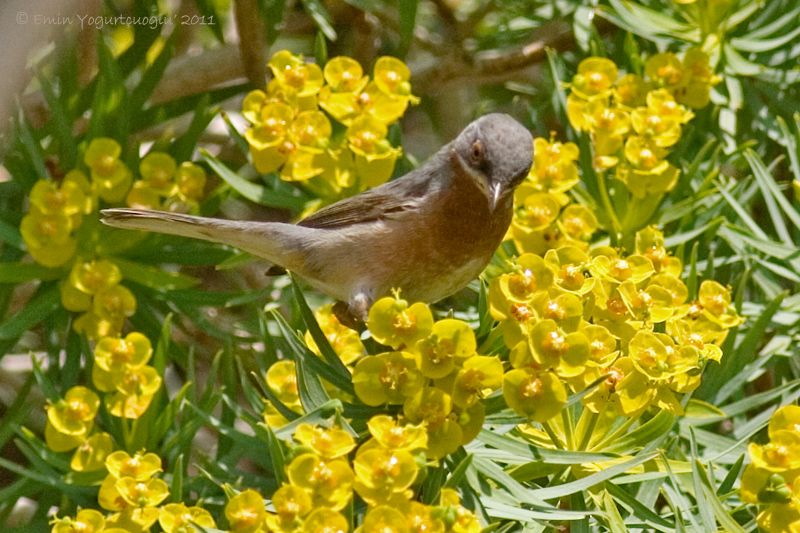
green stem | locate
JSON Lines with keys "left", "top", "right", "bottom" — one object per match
{"left": 578, "top": 411, "right": 599, "bottom": 451}
{"left": 597, "top": 170, "right": 622, "bottom": 244}
{"left": 593, "top": 415, "right": 638, "bottom": 450}
{"left": 541, "top": 421, "right": 565, "bottom": 450}
{"left": 561, "top": 408, "right": 575, "bottom": 450}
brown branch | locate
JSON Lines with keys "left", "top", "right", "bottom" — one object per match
{"left": 412, "top": 20, "right": 574, "bottom": 93}
{"left": 233, "top": 0, "right": 267, "bottom": 88}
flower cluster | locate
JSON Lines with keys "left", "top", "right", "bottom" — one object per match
{"left": 21, "top": 170, "right": 95, "bottom": 267}
{"left": 126, "top": 151, "right": 207, "bottom": 212}
{"left": 21, "top": 138, "right": 207, "bottom": 339}
{"left": 509, "top": 136, "right": 598, "bottom": 255}
{"left": 350, "top": 294, "right": 501, "bottom": 459}
{"left": 61, "top": 259, "right": 135, "bottom": 340}
{"left": 566, "top": 51, "right": 716, "bottom": 197}
{"left": 491, "top": 226, "right": 741, "bottom": 422}
{"left": 224, "top": 416, "right": 480, "bottom": 532}
{"left": 741, "top": 405, "right": 800, "bottom": 532}
{"left": 92, "top": 332, "right": 162, "bottom": 419}
{"left": 44, "top": 334, "right": 161, "bottom": 441}
{"left": 242, "top": 50, "right": 417, "bottom": 205}
{"left": 53, "top": 449, "right": 215, "bottom": 533}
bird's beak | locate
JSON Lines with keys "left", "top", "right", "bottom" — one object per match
{"left": 489, "top": 182, "right": 504, "bottom": 212}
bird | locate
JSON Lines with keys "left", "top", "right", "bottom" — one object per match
{"left": 101, "top": 113, "right": 533, "bottom": 326}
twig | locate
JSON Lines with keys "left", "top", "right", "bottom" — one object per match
{"left": 233, "top": 0, "right": 267, "bottom": 88}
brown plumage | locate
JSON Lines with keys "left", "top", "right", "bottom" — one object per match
{"left": 101, "top": 113, "right": 533, "bottom": 324}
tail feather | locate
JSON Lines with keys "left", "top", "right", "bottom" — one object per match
{"left": 100, "top": 208, "right": 301, "bottom": 266}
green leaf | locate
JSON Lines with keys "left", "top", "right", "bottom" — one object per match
{"left": 113, "top": 257, "right": 199, "bottom": 291}
{"left": 171, "top": 95, "right": 216, "bottom": 162}
{"left": 259, "top": 0, "right": 287, "bottom": 44}
{"left": 289, "top": 276, "right": 352, "bottom": 384}
{"left": 703, "top": 291, "right": 785, "bottom": 403}
{"left": 200, "top": 149, "right": 307, "bottom": 211}
{"left": 270, "top": 310, "right": 333, "bottom": 410}
{"left": 0, "top": 220, "right": 23, "bottom": 250}
{"left": 0, "top": 284, "right": 60, "bottom": 340}
{"left": 398, "top": 0, "right": 419, "bottom": 57}
{"left": 194, "top": 0, "right": 226, "bottom": 43}
{"left": 130, "top": 34, "right": 175, "bottom": 112}
{"left": 529, "top": 452, "right": 657, "bottom": 500}
{"left": 0, "top": 263, "right": 61, "bottom": 283}
{"left": 301, "top": 0, "right": 337, "bottom": 41}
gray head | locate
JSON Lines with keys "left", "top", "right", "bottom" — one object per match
{"left": 450, "top": 113, "right": 533, "bottom": 211}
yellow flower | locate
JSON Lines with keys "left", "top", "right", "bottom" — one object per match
{"left": 438, "top": 488, "right": 481, "bottom": 533}
{"left": 366, "top": 415, "right": 428, "bottom": 451}
{"left": 304, "top": 508, "right": 349, "bottom": 533}
{"left": 373, "top": 56, "right": 417, "bottom": 100}
{"left": 571, "top": 57, "right": 619, "bottom": 99}
{"left": 347, "top": 114, "right": 402, "bottom": 188}
{"left": 105, "top": 507, "right": 160, "bottom": 532}
{"left": 529, "top": 137, "right": 581, "bottom": 194}
{"left": 174, "top": 161, "right": 207, "bottom": 202}
{"left": 361, "top": 506, "right": 410, "bottom": 533}
{"left": 73, "top": 311, "right": 124, "bottom": 341}
{"left": 403, "top": 387, "right": 461, "bottom": 458}
{"left": 318, "top": 56, "right": 369, "bottom": 124}
{"left": 675, "top": 48, "right": 717, "bottom": 109}
{"left": 293, "top": 423, "right": 356, "bottom": 459}
{"left": 452, "top": 355, "right": 504, "bottom": 408}
{"left": 70, "top": 432, "right": 114, "bottom": 472}
{"left": 398, "top": 502, "right": 444, "bottom": 533}
{"left": 105, "top": 365, "right": 162, "bottom": 418}
{"left": 105, "top": 450, "right": 162, "bottom": 480}
{"left": 414, "top": 318, "right": 476, "bottom": 379}
{"left": 93, "top": 332, "right": 152, "bottom": 374}
{"left": 69, "top": 259, "right": 122, "bottom": 295}
{"left": 158, "top": 503, "right": 216, "bottom": 533}
{"left": 267, "top": 484, "right": 312, "bottom": 529}
{"left": 268, "top": 50, "right": 324, "bottom": 98}
{"left": 368, "top": 295, "right": 434, "bottom": 349}
{"left": 645, "top": 53, "right": 684, "bottom": 89}
{"left": 139, "top": 152, "right": 177, "bottom": 195}
{"left": 354, "top": 446, "right": 418, "bottom": 504}
{"left": 47, "top": 386, "right": 99, "bottom": 437}
{"left": 50, "top": 509, "right": 105, "bottom": 533}
{"left": 226, "top": 489, "right": 267, "bottom": 532}
{"left": 614, "top": 73, "right": 649, "bottom": 108}
{"left": 750, "top": 431, "right": 800, "bottom": 473}
{"left": 770, "top": 405, "right": 800, "bottom": 437}
{"left": 92, "top": 284, "right": 137, "bottom": 321}
{"left": 84, "top": 137, "right": 133, "bottom": 203}
{"left": 286, "top": 452, "right": 354, "bottom": 510}
{"left": 115, "top": 476, "right": 170, "bottom": 507}
{"left": 30, "top": 179, "right": 86, "bottom": 217}
{"left": 503, "top": 368, "right": 566, "bottom": 422}
{"left": 353, "top": 351, "right": 424, "bottom": 406}
{"left": 20, "top": 211, "right": 77, "bottom": 267}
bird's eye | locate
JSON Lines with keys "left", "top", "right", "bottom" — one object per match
{"left": 470, "top": 140, "right": 485, "bottom": 165}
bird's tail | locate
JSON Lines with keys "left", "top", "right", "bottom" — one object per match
{"left": 100, "top": 208, "right": 305, "bottom": 267}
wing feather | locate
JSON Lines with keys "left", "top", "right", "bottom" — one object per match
{"left": 297, "top": 170, "right": 433, "bottom": 229}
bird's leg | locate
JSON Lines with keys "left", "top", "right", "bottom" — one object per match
{"left": 332, "top": 292, "right": 371, "bottom": 331}
{"left": 332, "top": 301, "right": 364, "bottom": 331}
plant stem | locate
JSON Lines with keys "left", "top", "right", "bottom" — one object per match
{"left": 596, "top": 170, "right": 622, "bottom": 244}
{"left": 578, "top": 410, "right": 599, "bottom": 451}
{"left": 541, "top": 421, "right": 565, "bottom": 450}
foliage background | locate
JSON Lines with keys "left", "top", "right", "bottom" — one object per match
{"left": 0, "top": 0, "right": 799, "bottom": 531}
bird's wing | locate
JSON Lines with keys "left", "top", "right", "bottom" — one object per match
{"left": 298, "top": 173, "right": 432, "bottom": 229}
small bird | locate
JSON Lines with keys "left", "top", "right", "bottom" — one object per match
{"left": 102, "top": 113, "right": 533, "bottom": 325}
